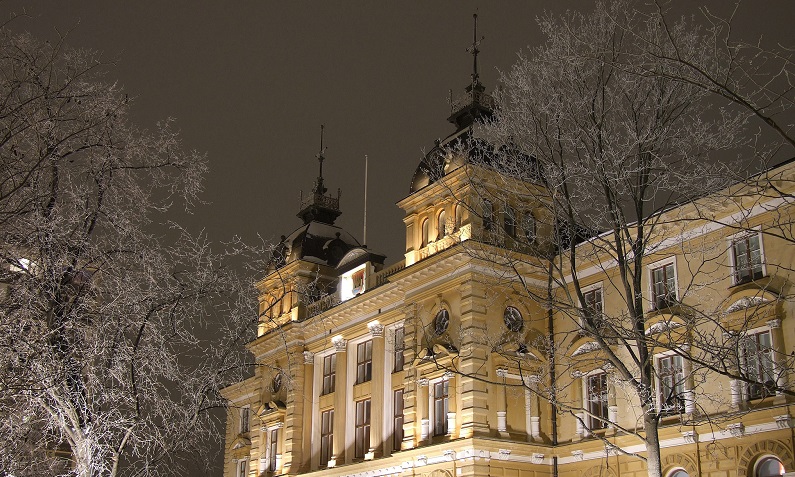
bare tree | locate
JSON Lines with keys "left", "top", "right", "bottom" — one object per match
{"left": 0, "top": 29, "right": 257, "bottom": 476}
{"left": 420, "top": 2, "right": 795, "bottom": 477}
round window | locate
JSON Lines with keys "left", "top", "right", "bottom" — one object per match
{"left": 434, "top": 309, "right": 450, "bottom": 335}
{"left": 668, "top": 470, "right": 689, "bottom": 477}
{"left": 756, "top": 456, "right": 785, "bottom": 477}
{"left": 503, "top": 306, "right": 523, "bottom": 332}
{"left": 271, "top": 373, "right": 282, "bottom": 393}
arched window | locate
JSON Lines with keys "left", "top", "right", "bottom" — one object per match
{"left": 504, "top": 205, "right": 516, "bottom": 238}
{"left": 503, "top": 306, "right": 523, "bottom": 332}
{"left": 523, "top": 211, "right": 537, "bottom": 243}
{"left": 756, "top": 456, "right": 785, "bottom": 477}
{"left": 453, "top": 204, "right": 461, "bottom": 230}
{"left": 434, "top": 309, "right": 450, "bottom": 335}
{"left": 437, "top": 209, "right": 447, "bottom": 239}
{"left": 667, "top": 469, "right": 689, "bottom": 477}
{"left": 421, "top": 218, "right": 430, "bottom": 247}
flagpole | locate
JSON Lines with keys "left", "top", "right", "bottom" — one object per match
{"left": 363, "top": 154, "right": 368, "bottom": 247}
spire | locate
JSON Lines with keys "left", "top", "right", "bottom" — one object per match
{"left": 298, "top": 125, "right": 342, "bottom": 225}
{"left": 313, "top": 124, "right": 328, "bottom": 195}
{"left": 447, "top": 13, "right": 494, "bottom": 130}
{"left": 467, "top": 13, "right": 484, "bottom": 90}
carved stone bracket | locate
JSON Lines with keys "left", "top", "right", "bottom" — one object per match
{"left": 302, "top": 350, "right": 314, "bottom": 364}
{"left": 775, "top": 414, "right": 792, "bottom": 429}
{"left": 531, "top": 453, "right": 544, "bottom": 464}
{"left": 767, "top": 318, "right": 782, "bottom": 329}
{"left": 726, "top": 423, "right": 745, "bottom": 437}
{"left": 572, "top": 450, "right": 584, "bottom": 461}
{"left": 331, "top": 335, "right": 347, "bottom": 352}
{"left": 368, "top": 321, "right": 385, "bottom": 338}
{"left": 498, "top": 449, "right": 511, "bottom": 460}
{"left": 496, "top": 367, "right": 508, "bottom": 378}
{"left": 682, "top": 430, "right": 699, "bottom": 443}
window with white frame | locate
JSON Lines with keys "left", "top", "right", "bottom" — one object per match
{"left": 322, "top": 354, "right": 336, "bottom": 395}
{"left": 239, "top": 406, "right": 250, "bottom": 434}
{"left": 742, "top": 329, "right": 776, "bottom": 400}
{"left": 268, "top": 428, "right": 279, "bottom": 472}
{"left": 755, "top": 455, "right": 786, "bottom": 476}
{"left": 731, "top": 232, "right": 765, "bottom": 284}
{"left": 585, "top": 372, "right": 609, "bottom": 431}
{"left": 393, "top": 327, "right": 405, "bottom": 373}
{"left": 656, "top": 353, "right": 685, "bottom": 414}
{"left": 650, "top": 261, "right": 677, "bottom": 310}
{"left": 354, "top": 399, "right": 371, "bottom": 459}
{"left": 356, "top": 340, "right": 373, "bottom": 384}
{"left": 432, "top": 378, "right": 450, "bottom": 436}
{"left": 237, "top": 458, "right": 248, "bottom": 477}
{"left": 320, "top": 409, "right": 334, "bottom": 466}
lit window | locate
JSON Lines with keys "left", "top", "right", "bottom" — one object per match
{"left": 586, "top": 372, "right": 609, "bottom": 431}
{"left": 657, "top": 354, "right": 685, "bottom": 414}
{"left": 356, "top": 340, "right": 373, "bottom": 384}
{"left": 742, "top": 330, "right": 776, "bottom": 400}
{"left": 732, "top": 233, "right": 764, "bottom": 284}
{"left": 240, "top": 406, "right": 250, "bottom": 434}
{"left": 433, "top": 379, "right": 450, "bottom": 436}
{"left": 453, "top": 204, "right": 461, "bottom": 231}
{"left": 504, "top": 205, "right": 516, "bottom": 238}
{"left": 393, "top": 389, "right": 404, "bottom": 451}
{"left": 437, "top": 209, "right": 447, "bottom": 239}
{"left": 482, "top": 199, "right": 494, "bottom": 231}
{"left": 651, "top": 262, "right": 676, "bottom": 310}
{"left": 434, "top": 309, "right": 449, "bottom": 335}
{"left": 354, "top": 399, "right": 371, "bottom": 459}
{"left": 756, "top": 456, "right": 785, "bottom": 477}
{"left": 503, "top": 306, "right": 523, "bottom": 332}
{"left": 394, "top": 327, "right": 405, "bottom": 373}
{"left": 322, "top": 354, "right": 336, "bottom": 395}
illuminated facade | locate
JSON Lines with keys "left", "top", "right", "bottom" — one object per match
{"left": 221, "top": 44, "right": 795, "bottom": 477}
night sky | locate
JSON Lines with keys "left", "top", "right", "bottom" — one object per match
{"left": 4, "top": 1, "right": 794, "bottom": 263}
{"left": 3, "top": 2, "right": 794, "bottom": 473}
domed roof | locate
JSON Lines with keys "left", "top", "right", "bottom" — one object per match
{"left": 409, "top": 128, "right": 493, "bottom": 193}
{"left": 269, "top": 222, "right": 361, "bottom": 271}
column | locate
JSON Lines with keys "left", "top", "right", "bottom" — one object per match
{"left": 331, "top": 336, "right": 347, "bottom": 465}
{"left": 368, "top": 321, "right": 385, "bottom": 458}
{"left": 418, "top": 378, "right": 430, "bottom": 442}
{"left": 299, "top": 351, "right": 314, "bottom": 472}
{"left": 495, "top": 368, "right": 508, "bottom": 434}
{"left": 681, "top": 347, "right": 696, "bottom": 414}
{"left": 767, "top": 319, "right": 787, "bottom": 401}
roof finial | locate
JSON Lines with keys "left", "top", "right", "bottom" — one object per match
{"left": 466, "top": 13, "right": 484, "bottom": 88}
{"left": 314, "top": 124, "right": 327, "bottom": 195}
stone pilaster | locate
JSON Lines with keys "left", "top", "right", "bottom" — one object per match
{"left": 457, "top": 279, "right": 490, "bottom": 438}
{"left": 368, "top": 321, "right": 385, "bottom": 457}
{"left": 283, "top": 347, "right": 305, "bottom": 474}
{"left": 299, "top": 351, "right": 314, "bottom": 472}
{"left": 401, "top": 306, "right": 418, "bottom": 450}
{"left": 331, "top": 336, "right": 347, "bottom": 464}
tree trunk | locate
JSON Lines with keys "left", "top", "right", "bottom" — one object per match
{"left": 644, "top": 413, "right": 663, "bottom": 477}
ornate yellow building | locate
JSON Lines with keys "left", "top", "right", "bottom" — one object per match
{"left": 222, "top": 44, "right": 795, "bottom": 477}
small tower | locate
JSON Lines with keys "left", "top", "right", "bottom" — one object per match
{"left": 297, "top": 125, "right": 342, "bottom": 225}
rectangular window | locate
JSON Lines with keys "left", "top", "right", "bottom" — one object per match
{"left": 356, "top": 340, "right": 373, "bottom": 384}
{"left": 393, "top": 389, "right": 404, "bottom": 451}
{"left": 237, "top": 459, "right": 248, "bottom": 477}
{"left": 433, "top": 379, "right": 450, "bottom": 436}
{"left": 268, "top": 428, "right": 278, "bottom": 472}
{"left": 732, "top": 234, "right": 764, "bottom": 284}
{"left": 354, "top": 399, "right": 371, "bottom": 459}
{"left": 322, "top": 354, "right": 336, "bottom": 395}
{"left": 586, "top": 372, "right": 609, "bottom": 430}
{"left": 320, "top": 409, "right": 334, "bottom": 466}
{"left": 742, "top": 330, "right": 775, "bottom": 400}
{"left": 240, "top": 406, "right": 250, "bottom": 434}
{"left": 482, "top": 199, "right": 494, "bottom": 231}
{"left": 657, "top": 355, "right": 685, "bottom": 414}
{"left": 583, "top": 288, "right": 603, "bottom": 315}
{"left": 394, "top": 327, "right": 405, "bottom": 373}
{"left": 651, "top": 263, "right": 676, "bottom": 310}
